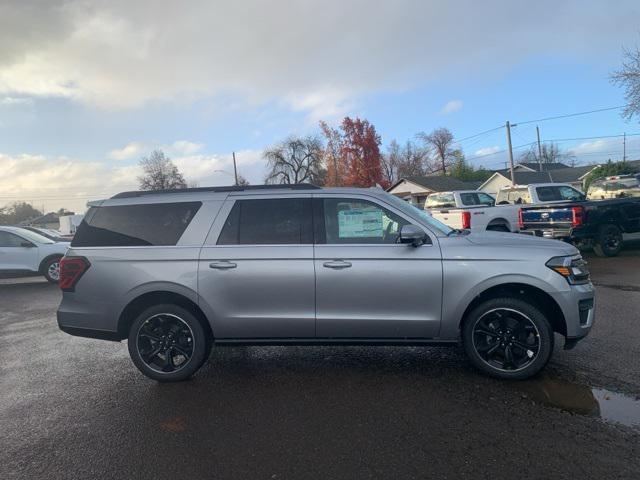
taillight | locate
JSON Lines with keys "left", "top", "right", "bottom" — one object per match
{"left": 461, "top": 211, "right": 471, "bottom": 229}
{"left": 518, "top": 208, "right": 524, "bottom": 229}
{"left": 59, "top": 256, "right": 90, "bottom": 292}
{"left": 571, "top": 206, "right": 584, "bottom": 228}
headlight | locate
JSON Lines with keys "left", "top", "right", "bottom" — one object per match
{"left": 546, "top": 255, "right": 590, "bottom": 285}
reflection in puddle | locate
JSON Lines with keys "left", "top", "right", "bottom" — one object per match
{"left": 518, "top": 376, "right": 640, "bottom": 429}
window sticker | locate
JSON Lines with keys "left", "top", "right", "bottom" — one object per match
{"left": 338, "top": 209, "right": 384, "bottom": 238}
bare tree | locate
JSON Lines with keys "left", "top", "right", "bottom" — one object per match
{"left": 236, "top": 174, "right": 250, "bottom": 186}
{"left": 397, "top": 140, "right": 431, "bottom": 178}
{"left": 381, "top": 140, "right": 401, "bottom": 185}
{"left": 611, "top": 45, "right": 640, "bottom": 120}
{"left": 264, "top": 135, "right": 325, "bottom": 185}
{"left": 518, "top": 142, "right": 576, "bottom": 166}
{"left": 319, "top": 121, "right": 345, "bottom": 186}
{"left": 138, "top": 150, "right": 187, "bottom": 190}
{"left": 418, "top": 127, "right": 459, "bottom": 174}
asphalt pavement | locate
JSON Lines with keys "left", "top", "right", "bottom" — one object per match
{"left": 1, "top": 250, "right": 640, "bottom": 480}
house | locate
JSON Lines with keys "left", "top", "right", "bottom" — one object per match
{"left": 479, "top": 163, "right": 595, "bottom": 194}
{"left": 387, "top": 176, "right": 479, "bottom": 207}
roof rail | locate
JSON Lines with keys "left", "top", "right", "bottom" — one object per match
{"left": 110, "top": 184, "right": 321, "bottom": 199}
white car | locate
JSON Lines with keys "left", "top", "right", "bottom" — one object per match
{"left": 0, "top": 226, "right": 70, "bottom": 282}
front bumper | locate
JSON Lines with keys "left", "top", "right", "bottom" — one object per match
{"left": 549, "top": 282, "right": 595, "bottom": 347}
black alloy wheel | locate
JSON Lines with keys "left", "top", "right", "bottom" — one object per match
{"left": 128, "top": 304, "right": 210, "bottom": 382}
{"left": 136, "top": 313, "right": 195, "bottom": 373}
{"left": 463, "top": 297, "right": 553, "bottom": 380}
{"left": 471, "top": 308, "right": 540, "bottom": 372}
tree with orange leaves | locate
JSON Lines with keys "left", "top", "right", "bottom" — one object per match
{"left": 320, "top": 117, "right": 386, "bottom": 188}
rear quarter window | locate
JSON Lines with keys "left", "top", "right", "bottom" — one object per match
{"left": 71, "top": 202, "right": 202, "bottom": 247}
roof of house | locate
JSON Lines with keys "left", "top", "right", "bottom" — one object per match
{"left": 518, "top": 162, "right": 570, "bottom": 171}
{"left": 548, "top": 165, "right": 596, "bottom": 183}
{"left": 389, "top": 176, "right": 477, "bottom": 193}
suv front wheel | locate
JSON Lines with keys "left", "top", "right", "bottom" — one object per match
{"left": 128, "top": 304, "right": 211, "bottom": 382}
{"left": 462, "top": 297, "right": 554, "bottom": 380}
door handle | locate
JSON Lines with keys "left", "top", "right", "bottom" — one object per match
{"left": 209, "top": 261, "right": 237, "bottom": 270}
{"left": 323, "top": 260, "right": 352, "bottom": 269}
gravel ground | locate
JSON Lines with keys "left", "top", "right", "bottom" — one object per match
{"left": 1, "top": 250, "right": 639, "bottom": 480}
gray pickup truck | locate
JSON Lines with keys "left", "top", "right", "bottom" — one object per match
{"left": 57, "top": 185, "right": 594, "bottom": 382}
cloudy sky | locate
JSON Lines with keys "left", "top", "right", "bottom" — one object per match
{"left": 1, "top": 0, "right": 639, "bottom": 212}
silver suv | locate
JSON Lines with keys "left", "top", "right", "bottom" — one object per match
{"left": 57, "top": 185, "right": 594, "bottom": 382}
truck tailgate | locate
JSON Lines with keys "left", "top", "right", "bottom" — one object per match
{"left": 520, "top": 207, "right": 574, "bottom": 228}
{"left": 430, "top": 209, "right": 464, "bottom": 229}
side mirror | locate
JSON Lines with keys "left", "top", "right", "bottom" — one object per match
{"left": 399, "top": 225, "right": 426, "bottom": 247}
{"left": 21, "top": 241, "right": 35, "bottom": 248}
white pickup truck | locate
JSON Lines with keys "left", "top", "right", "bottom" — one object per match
{"left": 425, "top": 183, "right": 585, "bottom": 233}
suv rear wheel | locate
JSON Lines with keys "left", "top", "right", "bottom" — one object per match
{"left": 127, "top": 304, "right": 211, "bottom": 382}
{"left": 462, "top": 297, "right": 554, "bottom": 380}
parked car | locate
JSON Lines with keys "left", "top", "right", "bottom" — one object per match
{"left": 0, "top": 226, "right": 70, "bottom": 282}
{"left": 426, "top": 183, "right": 585, "bottom": 233}
{"left": 20, "top": 226, "right": 74, "bottom": 242}
{"left": 586, "top": 174, "right": 640, "bottom": 200}
{"left": 425, "top": 190, "right": 517, "bottom": 232}
{"left": 57, "top": 185, "right": 594, "bottom": 382}
{"left": 519, "top": 196, "right": 640, "bottom": 256}
{"left": 494, "top": 183, "right": 585, "bottom": 205}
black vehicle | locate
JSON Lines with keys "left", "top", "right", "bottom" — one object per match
{"left": 518, "top": 196, "right": 640, "bottom": 257}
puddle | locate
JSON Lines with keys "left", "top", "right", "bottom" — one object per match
{"left": 518, "top": 376, "right": 640, "bottom": 430}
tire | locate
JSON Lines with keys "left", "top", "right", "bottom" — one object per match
{"left": 43, "top": 256, "right": 62, "bottom": 283}
{"left": 593, "top": 224, "right": 623, "bottom": 257}
{"left": 462, "top": 297, "right": 554, "bottom": 380}
{"left": 127, "top": 304, "right": 211, "bottom": 382}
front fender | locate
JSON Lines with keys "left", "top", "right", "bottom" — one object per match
{"left": 440, "top": 270, "right": 565, "bottom": 339}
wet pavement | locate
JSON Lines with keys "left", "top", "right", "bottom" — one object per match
{"left": 2, "top": 250, "right": 640, "bottom": 479}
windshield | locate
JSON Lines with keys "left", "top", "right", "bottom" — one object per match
{"left": 383, "top": 193, "right": 454, "bottom": 235}
{"left": 15, "top": 228, "right": 55, "bottom": 244}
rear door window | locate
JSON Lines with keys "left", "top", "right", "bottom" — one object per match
{"left": 72, "top": 202, "right": 202, "bottom": 247}
{"left": 217, "top": 198, "right": 313, "bottom": 245}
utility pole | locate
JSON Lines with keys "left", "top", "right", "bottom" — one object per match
{"left": 623, "top": 132, "right": 627, "bottom": 162}
{"left": 232, "top": 151, "right": 239, "bottom": 186}
{"left": 536, "top": 125, "right": 543, "bottom": 172}
{"left": 506, "top": 121, "right": 515, "bottom": 186}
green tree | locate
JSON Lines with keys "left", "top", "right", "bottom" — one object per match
{"left": 0, "top": 202, "right": 43, "bottom": 225}
{"left": 448, "top": 154, "right": 493, "bottom": 182}
{"left": 584, "top": 160, "right": 639, "bottom": 189}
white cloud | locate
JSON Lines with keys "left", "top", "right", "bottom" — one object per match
{"left": 0, "top": 0, "right": 636, "bottom": 120}
{"left": 568, "top": 139, "right": 608, "bottom": 155}
{"left": 108, "top": 142, "right": 145, "bottom": 160}
{"left": 440, "top": 99, "right": 463, "bottom": 115}
{"left": 0, "top": 149, "right": 266, "bottom": 213}
{"left": 0, "top": 96, "right": 32, "bottom": 106}
{"left": 170, "top": 140, "right": 204, "bottom": 156}
{"left": 0, "top": 153, "right": 140, "bottom": 213}
{"left": 474, "top": 146, "right": 501, "bottom": 156}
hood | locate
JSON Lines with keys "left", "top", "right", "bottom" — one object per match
{"left": 462, "top": 231, "right": 578, "bottom": 255}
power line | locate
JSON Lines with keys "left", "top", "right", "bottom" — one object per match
{"left": 453, "top": 125, "right": 504, "bottom": 145}
{"left": 514, "top": 105, "right": 625, "bottom": 126}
